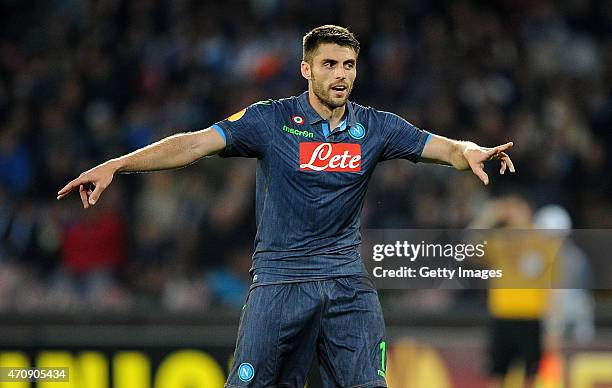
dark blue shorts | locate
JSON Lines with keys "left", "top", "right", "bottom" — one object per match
{"left": 225, "top": 276, "right": 387, "bottom": 388}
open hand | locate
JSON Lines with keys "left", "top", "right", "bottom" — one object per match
{"left": 464, "top": 142, "right": 515, "bottom": 185}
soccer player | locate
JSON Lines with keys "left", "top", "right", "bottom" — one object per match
{"left": 58, "top": 25, "right": 515, "bottom": 388}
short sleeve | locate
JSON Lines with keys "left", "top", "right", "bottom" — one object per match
{"left": 379, "top": 112, "right": 431, "bottom": 162}
{"left": 212, "top": 101, "right": 272, "bottom": 158}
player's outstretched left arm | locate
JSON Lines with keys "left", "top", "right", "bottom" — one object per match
{"left": 420, "top": 134, "right": 515, "bottom": 185}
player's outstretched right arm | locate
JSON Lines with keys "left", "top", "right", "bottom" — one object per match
{"left": 57, "top": 128, "right": 225, "bottom": 208}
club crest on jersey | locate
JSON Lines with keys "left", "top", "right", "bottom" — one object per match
{"left": 238, "top": 363, "right": 255, "bottom": 382}
{"left": 292, "top": 115, "right": 304, "bottom": 125}
{"left": 349, "top": 122, "right": 366, "bottom": 140}
{"left": 300, "top": 142, "right": 361, "bottom": 172}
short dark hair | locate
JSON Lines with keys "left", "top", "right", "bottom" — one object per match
{"left": 302, "top": 25, "right": 360, "bottom": 62}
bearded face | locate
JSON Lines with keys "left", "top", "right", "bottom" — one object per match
{"left": 302, "top": 43, "right": 357, "bottom": 110}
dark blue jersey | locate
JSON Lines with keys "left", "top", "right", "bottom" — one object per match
{"left": 212, "top": 91, "right": 430, "bottom": 281}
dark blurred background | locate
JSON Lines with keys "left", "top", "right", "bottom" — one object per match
{"left": 0, "top": 1, "right": 611, "bottom": 385}
{"left": 1, "top": 0, "right": 611, "bottom": 313}
{"left": 0, "top": 0, "right": 612, "bottom": 387}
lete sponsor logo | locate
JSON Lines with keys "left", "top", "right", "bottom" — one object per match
{"left": 299, "top": 142, "right": 361, "bottom": 172}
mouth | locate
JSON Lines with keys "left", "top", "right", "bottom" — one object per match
{"left": 330, "top": 84, "right": 348, "bottom": 98}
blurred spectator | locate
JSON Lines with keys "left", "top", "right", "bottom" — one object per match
{"left": 54, "top": 184, "right": 130, "bottom": 310}
{"left": 61, "top": 206, "right": 126, "bottom": 275}
{"left": 534, "top": 205, "right": 595, "bottom": 346}
{"left": 532, "top": 204, "right": 595, "bottom": 388}
{"left": 0, "top": 115, "right": 33, "bottom": 194}
{"left": 205, "top": 247, "right": 252, "bottom": 309}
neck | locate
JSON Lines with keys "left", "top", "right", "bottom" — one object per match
{"left": 308, "top": 89, "right": 346, "bottom": 128}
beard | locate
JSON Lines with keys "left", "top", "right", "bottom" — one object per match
{"left": 311, "top": 75, "right": 352, "bottom": 109}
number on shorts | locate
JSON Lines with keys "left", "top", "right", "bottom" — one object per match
{"left": 379, "top": 340, "right": 387, "bottom": 373}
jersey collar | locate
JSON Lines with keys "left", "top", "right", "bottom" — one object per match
{"left": 298, "top": 91, "right": 356, "bottom": 131}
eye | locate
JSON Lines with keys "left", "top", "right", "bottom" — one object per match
{"left": 345, "top": 62, "right": 354, "bottom": 70}
{"left": 324, "top": 62, "right": 333, "bottom": 68}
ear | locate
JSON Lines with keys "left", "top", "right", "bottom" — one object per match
{"left": 301, "top": 61, "right": 311, "bottom": 80}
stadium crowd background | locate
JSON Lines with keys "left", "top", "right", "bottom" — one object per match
{"left": 0, "top": 0, "right": 611, "bottom": 314}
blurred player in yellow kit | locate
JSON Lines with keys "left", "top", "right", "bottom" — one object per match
{"left": 471, "top": 194, "right": 563, "bottom": 388}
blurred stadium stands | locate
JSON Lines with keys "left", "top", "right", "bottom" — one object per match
{"left": 0, "top": 0, "right": 612, "bottom": 387}
{"left": 0, "top": 1, "right": 612, "bottom": 385}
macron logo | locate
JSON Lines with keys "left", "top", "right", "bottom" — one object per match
{"left": 283, "top": 125, "right": 314, "bottom": 139}
{"left": 299, "top": 142, "right": 361, "bottom": 172}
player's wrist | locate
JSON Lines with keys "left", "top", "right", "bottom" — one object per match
{"left": 106, "top": 158, "right": 125, "bottom": 174}
{"left": 456, "top": 141, "right": 477, "bottom": 170}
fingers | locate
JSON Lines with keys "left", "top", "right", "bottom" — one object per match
{"left": 494, "top": 142, "right": 514, "bottom": 153}
{"left": 471, "top": 161, "right": 490, "bottom": 185}
{"left": 486, "top": 146, "right": 515, "bottom": 176}
{"left": 501, "top": 152, "right": 515, "bottom": 173}
{"left": 500, "top": 159, "right": 507, "bottom": 175}
{"left": 58, "top": 175, "right": 102, "bottom": 208}
{"left": 71, "top": 181, "right": 102, "bottom": 207}
{"left": 495, "top": 152, "right": 515, "bottom": 175}
{"left": 88, "top": 184, "right": 105, "bottom": 206}
{"left": 79, "top": 184, "right": 89, "bottom": 209}
{"left": 485, "top": 142, "right": 514, "bottom": 158}
{"left": 57, "top": 177, "right": 83, "bottom": 200}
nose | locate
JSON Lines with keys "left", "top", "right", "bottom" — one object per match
{"left": 334, "top": 66, "right": 347, "bottom": 80}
